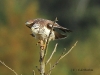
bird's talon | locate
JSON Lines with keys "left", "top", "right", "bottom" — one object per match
{"left": 40, "top": 45, "right": 46, "bottom": 50}
{"left": 40, "top": 46, "right": 44, "bottom": 50}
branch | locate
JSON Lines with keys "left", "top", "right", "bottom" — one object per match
{"left": 39, "top": 18, "right": 58, "bottom": 75}
{"left": 43, "top": 17, "right": 58, "bottom": 60}
{"left": 57, "top": 41, "right": 78, "bottom": 61}
{"left": 46, "top": 43, "right": 58, "bottom": 65}
{"left": 40, "top": 40, "right": 45, "bottom": 75}
{"left": 48, "top": 63, "right": 51, "bottom": 75}
{"left": 46, "top": 41, "right": 78, "bottom": 75}
{"left": 33, "top": 70, "right": 35, "bottom": 75}
{"left": 36, "top": 66, "right": 40, "bottom": 72}
{"left": 0, "top": 60, "right": 18, "bottom": 75}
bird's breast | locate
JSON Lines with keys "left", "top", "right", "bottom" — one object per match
{"left": 31, "top": 26, "right": 55, "bottom": 41}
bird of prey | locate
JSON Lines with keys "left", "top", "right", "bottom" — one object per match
{"left": 25, "top": 18, "right": 72, "bottom": 49}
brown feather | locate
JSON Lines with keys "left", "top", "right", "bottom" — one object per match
{"left": 47, "top": 22, "right": 72, "bottom": 33}
{"left": 54, "top": 31, "right": 67, "bottom": 39}
{"left": 59, "top": 27, "right": 72, "bottom": 33}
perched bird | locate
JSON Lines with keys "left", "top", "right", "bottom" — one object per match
{"left": 25, "top": 18, "right": 72, "bottom": 49}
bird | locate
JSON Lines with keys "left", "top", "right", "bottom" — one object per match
{"left": 25, "top": 18, "right": 72, "bottom": 50}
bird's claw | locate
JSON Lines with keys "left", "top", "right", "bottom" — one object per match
{"left": 36, "top": 40, "right": 46, "bottom": 50}
{"left": 40, "top": 45, "right": 46, "bottom": 50}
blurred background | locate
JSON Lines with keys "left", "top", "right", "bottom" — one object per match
{"left": 0, "top": 0, "right": 100, "bottom": 75}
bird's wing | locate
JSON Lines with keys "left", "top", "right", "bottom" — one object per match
{"left": 54, "top": 31, "right": 67, "bottom": 39}
{"left": 46, "top": 20, "right": 72, "bottom": 33}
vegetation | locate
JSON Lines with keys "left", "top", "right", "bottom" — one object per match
{"left": 0, "top": 0, "right": 100, "bottom": 75}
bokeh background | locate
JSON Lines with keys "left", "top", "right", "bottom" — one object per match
{"left": 0, "top": 0, "right": 100, "bottom": 75}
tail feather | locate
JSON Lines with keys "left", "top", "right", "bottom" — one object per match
{"left": 59, "top": 26, "right": 72, "bottom": 33}
{"left": 54, "top": 31, "right": 67, "bottom": 39}
{"left": 55, "top": 25, "right": 72, "bottom": 33}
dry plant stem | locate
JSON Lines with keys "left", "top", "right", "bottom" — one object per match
{"left": 48, "top": 63, "right": 51, "bottom": 75}
{"left": 33, "top": 70, "right": 35, "bottom": 75}
{"left": 43, "top": 17, "right": 58, "bottom": 60}
{"left": 60, "top": 41, "right": 78, "bottom": 59}
{"left": 46, "top": 43, "right": 58, "bottom": 65}
{"left": 36, "top": 66, "right": 40, "bottom": 72}
{"left": 0, "top": 60, "right": 18, "bottom": 75}
{"left": 46, "top": 41, "right": 78, "bottom": 75}
{"left": 40, "top": 40, "right": 45, "bottom": 75}
{"left": 39, "top": 18, "right": 58, "bottom": 75}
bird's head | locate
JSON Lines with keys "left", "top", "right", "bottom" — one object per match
{"left": 25, "top": 19, "right": 40, "bottom": 34}
{"left": 25, "top": 20, "right": 34, "bottom": 28}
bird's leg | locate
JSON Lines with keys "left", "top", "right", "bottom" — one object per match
{"left": 36, "top": 40, "right": 46, "bottom": 50}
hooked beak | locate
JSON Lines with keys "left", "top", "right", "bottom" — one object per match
{"left": 25, "top": 22, "right": 31, "bottom": 25}
{"left": 25, "top": 22, "right": 31, "bottom": 28}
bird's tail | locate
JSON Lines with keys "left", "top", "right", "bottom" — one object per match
{"left": 54, "top": 31, "right": 67, "bottom": 39}
{"left": 58, "top": 26, "right": 72, "bottom": 33}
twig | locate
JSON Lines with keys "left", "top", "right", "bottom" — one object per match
{"left": 0, "top": 60, "right": 18, "bottom": 75}
{"left": 40, "top": 40, "right": 45, "bottom": 75}
{"left": 48, "top": 63, "right": 51, "bottom": 75}
{"left": 33, "top": 70, "right": 35, "bottom": 75}
{"left": 36, "top": 66, "right": 40, "bottom": 72}
{"left": 60, "top": 41, "right": 78, "bottom": 59}
{"left": 46, "top": 41, "right": 78, "bottom": 75}
{"left": 39, "top": 18, "right": 58, "bottom": 75}
{"left": 46, "top": 43, "right": 58, "bottom": 65}
{"left": 43, "top": 17, "right": 58, "bottom": 60}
